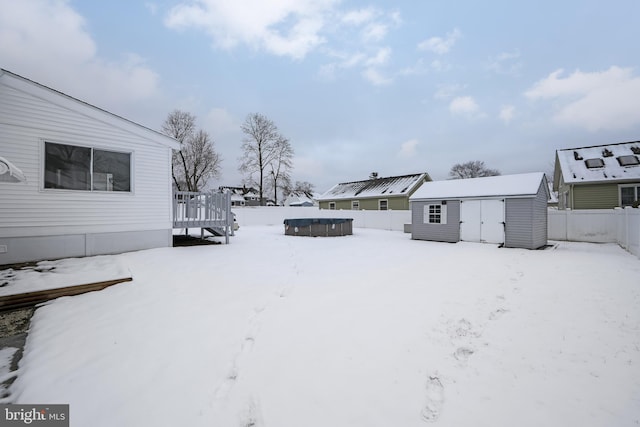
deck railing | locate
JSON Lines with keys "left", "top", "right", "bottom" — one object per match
{"left": 172, "top": 191, "right": 233, "bottom": 243}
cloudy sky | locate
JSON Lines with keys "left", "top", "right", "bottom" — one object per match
{"left": 2, "top": 0, "right": 640, "bottom": 192}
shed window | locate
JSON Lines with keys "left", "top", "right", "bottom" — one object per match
{"left": 424, "top": 204, "right": 447, "bottom": 224}
{"left": 44, "top": 142, "right": 131, "bottom": 192}
{"left": 351, "top": 200, "right": 359, "bottom": 210}
{"left": 584, "top": 158, "right": 604, "bottom": 169}
{"left": 617, "top": 155, "right": 640, "bottom": 167}
{"left": 379, "top": 199, "right": 388, "bottom": 211}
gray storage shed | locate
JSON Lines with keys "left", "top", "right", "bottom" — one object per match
{"left": 409, "top": 173, "right": 549, "bottom": 249}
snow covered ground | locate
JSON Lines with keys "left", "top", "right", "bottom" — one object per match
{"left": 5, "top": 226, "right": 640, "bottom": 426}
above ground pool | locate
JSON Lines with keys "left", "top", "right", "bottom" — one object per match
{"left": 283, "top": 218, "right": 353, "bottom": 237}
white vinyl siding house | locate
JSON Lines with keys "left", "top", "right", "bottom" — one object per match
{"left": 0, "top": 69, "right": 179, "bottom": 265}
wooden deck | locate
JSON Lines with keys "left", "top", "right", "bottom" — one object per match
{"left": 173, "top": 191, "right": 233, "bottom": 243}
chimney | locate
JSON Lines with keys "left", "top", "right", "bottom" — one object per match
{"left": 369, "top": 172, "right": 379, "bottom": 180}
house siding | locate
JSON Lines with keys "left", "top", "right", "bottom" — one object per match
{"left": 504, "top": 199, "right": 533, "bottom": 248}
{"left": 531, "top": 182, "right": 549, "bottom": 248}
{"left": 0, "top": 79, "right": 174, "bottom": 264}
{"left": 410, "top": 200, "right": 460, "bottom": 243}
{"left": 572, "top": 183, "right": 620, "bottom": 209}
{"left": 320, "top": 196, "right": 409, "bottom": 210}
{"left": 503, "top": 183, "right": 548, "bottom": 249}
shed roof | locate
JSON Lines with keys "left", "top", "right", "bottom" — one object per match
{"left": 555, "top": 141, "right": 640, "bottom": 185}
{"left": 0, "top": 69, "right": 179, "bottom": 149}
{"left": 410, "top": 172, "right": 547, "bottom": 200}
{"left": 318, "top": 173, "right": 429, "bottom": 201}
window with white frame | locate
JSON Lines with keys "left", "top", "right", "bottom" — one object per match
{"left": 378, "top": 199, "right": 388, "bottom": 210}
{"left": 620, "top": 184, "right": 640, "bottom": 207}
{"left": 351, "top": 200, "right": 359, "bottom": 210}
{"left": 424, "top": 203, "right": 447, "bottom": 224}
{"left": 329, "top": 202, "right": 336, "bottom": 210}
{"left": 44, "top": 142, "right": 131, "bottom": 192}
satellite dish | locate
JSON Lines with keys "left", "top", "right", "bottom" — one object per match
{"left": 0, "top": 156, "right": 26, "bottom": 183}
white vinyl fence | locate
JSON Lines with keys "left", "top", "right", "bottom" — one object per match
{"left": 549, "top": 208, "right": 640, "bottom": 258}
{"left": 232, "top": 206, "right": 640, "bottom": 258}
{"left": 233, "top": 206, "right": 410, "bottom": 232}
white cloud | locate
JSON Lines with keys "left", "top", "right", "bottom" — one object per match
{"left": 434, "top": 83, "right": 465, "bottom": 100}
{"left": 165, "top": 0, "right": 336, "bottom": 59}
{"left": 365, "top": 47, "right": 391, "bottom": 67}
{"left": 525, "top": 66, "right": 640, "bottom": 131}
{"left": 389, "top": 10, "right": 402, "bottom": 26}
{"left": 145, "top": 2, "right": 158, "bottom": 15}
{"left": 499, "top": 105, "right": 516, "bottom": 123}
{"left": 430, "top": 59, "right": 451, "bottom": 72}
{"left": 362, "top": 68, "right": 392, "bottom": 86}
{"left": 418, "top": 28, "right": 461, "bottom": 55}
{"left": 0, "top": 0, "right": 160, "bottom": 108}
{"left": 398, "top": 59, "right": 428, "bottom": 77}
{"left": 398, "top": 139, "right": 419, "bottom": 158}
{"left": 361, "top": 23, "right": 388, "bottom": 42}
{"left": 341, "top": 7, "right": 378, "bottom": 26}
{"left": 487, "top": 50, "right": 522, "bottom": 75}
{"left": 449, "top": 96, "right": 479, "bottom": 116}
{"left": 165, "top": 0, "right": 402, "bottom": 87}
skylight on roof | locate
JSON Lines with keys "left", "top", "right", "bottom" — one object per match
{"left": 617, "top": 155, "right": 640, "bottom": 167}
{"left": 585, "top": 158, "right": 604, "bottom": 169}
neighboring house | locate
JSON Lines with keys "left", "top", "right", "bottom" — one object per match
{"left": 409, "top": 172, "right": 549, "bottom": 249}
{"left": 0, "top": 69, "right": 180, "bottom": 265}
{"left": 230, "top": 193, "right": 246, "bottom": 207}
{"left": 284, "top": 191, "right": 316, "bottom": 207}
{"left": 317, "top": 172, "right": 431, "bottom": 210}
{"left": 553, "top": 141, "right": 640, "bottom": 209}
{"left": 219, "top": 186, "right": 261, "bottom": 206}
{"left": 244, "top": 188, "right": 261, "bottom": 206}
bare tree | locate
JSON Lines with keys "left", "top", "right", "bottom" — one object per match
{"left": 268, "top": 136, "right": 294, "bottom": 205}
{"left": 162, "top": 110, "right": 222, "bottom": 192}
{"left": 239, "top": 113, "right": 290, "bottom": 205}
{"left": 449, "top": 160, "right": 500, "bottom": 179}
{"left": 283, "top": 181, "right": 315, "bottom": 198}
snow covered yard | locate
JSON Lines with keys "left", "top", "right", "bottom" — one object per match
{"left": 5, "top": 226, "right": 640, "bottom": 426}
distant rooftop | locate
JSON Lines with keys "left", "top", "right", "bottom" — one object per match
{"left": 317, "top": 173, "right": 430, "bottom": 200}
{"left": 556, "top": 141, "right": 640, "bottom": 185}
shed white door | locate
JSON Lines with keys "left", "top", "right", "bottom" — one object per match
{"left": 460, "top": 199, "right": 505, "bottom": 244}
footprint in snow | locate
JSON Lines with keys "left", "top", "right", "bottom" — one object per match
{"left": 453, "top": 347, "right": 475, "bottom": 363}
{"left": 241, "top": 397, "right": 263, "bottom": 427}
{"left": 489, "top": 308, "right": 509, "bottom": 320}
{"left": 421, "top": 375, "right": 445, "bottom": 423}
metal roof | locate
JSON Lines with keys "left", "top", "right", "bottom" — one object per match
{"left": 317, "top": 173, "right": 430, "bottom": 200}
